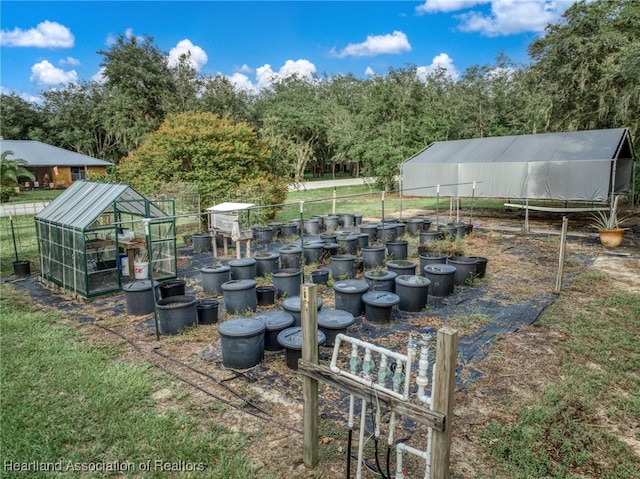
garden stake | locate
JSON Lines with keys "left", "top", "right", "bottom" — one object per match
{"left": 9, "top": 214, "right": 19, "bottom": 262}
{"left": 347, "top": 342, "right": 360, "bottom": 479}
{"left": 143, "top": 218, "right": 160, "bottom": 341}
{"left": 469, "top": 181, "right": 476, "bottom": 225}
{"left": 435, "top": 185, "right": 440, "bottom": 229}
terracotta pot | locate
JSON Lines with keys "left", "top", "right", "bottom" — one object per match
{"left": 598, "top": 229, "right": 624, "bottom": 247}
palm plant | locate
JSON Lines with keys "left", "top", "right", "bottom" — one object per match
{"left": 590, "top": 196, "right": 626, "bottom": 231}
{"left": 0, "top": 150, "right": 35, "bottom": 201}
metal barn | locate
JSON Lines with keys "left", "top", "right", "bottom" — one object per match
{"left": 35, "top": 180, "right": 177, "bottom": 299}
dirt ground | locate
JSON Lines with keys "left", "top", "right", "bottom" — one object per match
{"left": 9, "top": 207, "right": 640, "bottom": 478}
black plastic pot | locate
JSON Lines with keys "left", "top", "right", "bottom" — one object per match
{"left": 277, "top": 327, "right": 326, "bottom": 370}
{"left": 156, "top": 295, "right": 198, "bottom": 335}
{"left": 272, "top": 268, "right": 302, "bottom": 299}
{"left": 361, "top": 245, "right": 386, "bottom": 269}
{"left": 256, "top": 285, "right": 276, "bottom": 305}
{"left": 255, "top": 310, "right": 295, "bottom": 351}
{"left": 394, "top": 275, "right": 431, "bottom": 312}
{"left": 201, "top": 265, "right": 230, "bottom": 295}
{"left": 386, "top": 240, "right": 408, "bottom": 260}
{"left": 386, "top": 259, "right": 417, "bottom": 277}
{"left": 219, "top": 318, "right": 265, "bottom": 369}
{"left": 197, "top": 299, "right": 219, "bottom": 325}
{"left": 333, "top": 279, "right": 370, "bottom": 317}
{"left": 192, "top": 233, "right": 213, "bottom": 253}
{"left": 13, "top": 260, "right": 31, "bottom": 277}
{"left": 221, "top": 279, "right": 257, "bottom": 314}
{"left": 330, "top": 254, "right": 357, "bottom": 280}
{"left": 311, "top": 269, "right": 329, "bottom": 285}
{"left": 362, "top": 291, "right": 400, "bottom": 323}
{"left": 159, "top": 279, "right": 186, "bottom": 299}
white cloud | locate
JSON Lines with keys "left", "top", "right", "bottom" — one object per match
{"left": 106, "top": 28, "right": 144, "bottom": 46}
{"left": 416, "top": 53, "right": 459, "bottom": 81}
{"left": 227, "top": 72, "right": 256, "bottom": 93}
{"left": 235, "top": 64, "right": 252, "bottom": 74}
{"left": 167, "top": 39, "right": 208, "bottom": 71}
{"left": 332, "top": 31, "right": 411, "bottom": 58}
{"left": 0, "top": 20, "right": 74, "bottom": 48}
{"left": 60, "top": 56, "right": 80, "bottom": 66}
{"left": 30, "top": 60, "right": 77, "bottom": 86}
{"left": 364, "top": 67, "right": 375, "bottom": 76}
{"left": 416, "top": 0, "right": 577, "bottom": 36}
{"left": 416, "top": 0, "right": 486, "bottom": 14}
{"left": 91, "top": 66, "right": 107, "bottom": 84}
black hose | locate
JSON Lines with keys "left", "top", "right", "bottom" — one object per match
{"left": 386, "top": 446, "right": 392, "bottom": 479}
{"left": 346, "top": 428, "right": 352, "bottom": 479}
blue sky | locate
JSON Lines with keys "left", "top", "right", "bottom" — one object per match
{"left": 1, "top": 1, "right": 579, "bottom": 101}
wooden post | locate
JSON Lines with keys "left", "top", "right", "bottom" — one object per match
{"left": 301, "top": 283, "right": 319, "bottom": 468}
{"left": 332, "top": 188, "right": 337, "bottom": 215}
{"left": 431, "top": 327, "right": 458, "bottom": 479}
{"left": 555, "top": 216, "right": 569, "bottom": 293}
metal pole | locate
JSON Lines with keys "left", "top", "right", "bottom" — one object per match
{"left": 9, "top": 214, "right": 19, "bottom": 262}
{"left": 436, "top": 185, "right": 440, "bottom": 229}
{"left": 143, "top": 218, "right": 160, "bottom": 341}
{"left": 469, "top": 182, "right": 476, "bottom": 225}
{"left": 299, "top": 201, "right": 305, "bottom": 284}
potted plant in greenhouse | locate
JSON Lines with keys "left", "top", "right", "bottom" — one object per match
{"left": 591, "top": 201, "right": 627, "bottom": 247}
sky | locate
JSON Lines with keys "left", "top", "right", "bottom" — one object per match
{"left": 0, "top": 0, "right": 580, "bottom": 101}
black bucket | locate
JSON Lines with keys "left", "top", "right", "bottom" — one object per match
{"left": 159, "top": 279, "right": 186, "bottom": 299}
{"left": 197, "top": 299, "right": 219, "bottom": 325}
{"left": 13, "top": 260, "right": 31, "bottom": 277}
{"left": 256, "top": 285, "right": 276, "bottom": 305}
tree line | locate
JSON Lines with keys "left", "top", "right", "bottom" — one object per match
{"left": 1, "top": 0, "right": 638, "bottom": 202}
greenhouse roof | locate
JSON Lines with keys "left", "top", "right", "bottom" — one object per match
{"left": 35, "top": 180, "right": 170, "bottom": 230}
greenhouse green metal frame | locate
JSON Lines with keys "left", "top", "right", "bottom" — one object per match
{"left": 35, "top": 180, "right": 177, "bottom": 299}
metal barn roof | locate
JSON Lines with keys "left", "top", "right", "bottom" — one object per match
{"left": 35, "top": 180, "right": 169, "bottom": 230}
{"left": 401, "top": 128, "right": 635, "bottom": 201}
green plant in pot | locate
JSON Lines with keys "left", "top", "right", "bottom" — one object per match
{"left": 590, "top": 201, "right": 627, "bottom": 247}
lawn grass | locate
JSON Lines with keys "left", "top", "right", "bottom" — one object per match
{"left": 479, "top": 272, "right": 640, "bottom": 478}
{"left": 0, "top": 286, "right": 258, "bottom": 478}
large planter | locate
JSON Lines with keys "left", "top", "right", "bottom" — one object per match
{"left": 303, "top": 242, "right": 324, "bottom": 264}
{"left": 272, "top": 268, "right": 302, "bottom": 299}
{"left": 598, "top": 229, "right": 625, "bottom": 247}
{"left": 156, "top": 295, "right": 198, "bottom": 335}
{"left": 447, "top": 256, "right": 478, "bottom": 286}
{"left": 253, "top": 252, "right": 280, "bottom": 277}
{"left": 419, "top": 230, "right": 444, "bottom": 244}
{"left": 385, "top": 240, "right": 408, "bottom": 260}
{"left": 201, "top": 265, "right": 230, "bottom": 295}
{"left": 254, "top": 310, "right": 295, "bottom": 351}
{"left": 303, "top": 219, "right": 321, "bottom": 235}
{"left": 279, "top": 223, "right": 298, "bottom": 238}
{"left": 317, "top": 309, "right": 356, "bottom": 347}
{"left": 123, "top": 280, "right": 157, "bottom": 316}
{"left": 229, "top": 258, "right": 257, "bottom": 280}
{"left": 364, "top": 269, "right": 397, "bottom": 293}
{"left": 406, "top": 218, "right": 425, "bottom": 236}
{"left": 330, "top": 254, "right": 357, "bottom": 280}
{"left": 337, "top": 234, "right": 359, "bottom": 255}
{"left": 333, "top": 279, "right": 370, "bottom": 317}
{"left": 422, "top": 264, "right": 457, "bottom": 297}
{"left": 282, "top": 295, "right": 323, "bottom": 327}
{"left": 468, "top": 256, "right": 488, "bottom": 278}
{"left": 221, "top": 279, "right": 257, "bottom": 314}
{"left": 324, "top": 215, "right": 340, "bottom": 231}
{"left": 218, "top": 318, "right": 265, "bottom": 369}
{"left": 377, "top": 224, "right": 397, "bottom": 242}
{"left": 311, "top": 269, "right": 330, "bottom": 285}
{"left": 192, "top": 232, "right": 213, "bottom": 253}
{"left": 394, "top": 275, "right": 431, "bottom": 312}
{"left": 361, "top": 245, "right": 386, "bottom": 269}
{"left": 279, "top": 245, "right": 302, "bottom": 269}
{"left": 386, "top": 259, "right": 417, "bottom": 277}
{"left": 253, "top": 226, "right": 274, "bottom": 245}
{"left": 362, "top": 291, "right": 400, "bottom": 323}
{"left": 419, "top": 252, "right": 448, "bottom": 276}
{"left": 359, "top": 224, "right": 378, "bottom": 243}
{"left": 277, "top": 327, "right": 326, "bottom": 370}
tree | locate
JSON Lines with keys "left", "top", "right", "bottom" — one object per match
{"left": 98, "top": 34, "right": 177, "bottom": 153}
{"left": 0, "top": 151, "right": 35, "bottom": 201}
{"left": 0, "top": 94, "right": 44, "bottom": 140}
{"left": 116, "top": 112, "right": 287, "bottom": 221}
{"left": 527, "top": 0, "right": 640, "bottom": 143}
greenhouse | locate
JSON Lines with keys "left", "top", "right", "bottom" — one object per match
{"left": 35, "top": 180, "right": 177, "bottom": 299}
